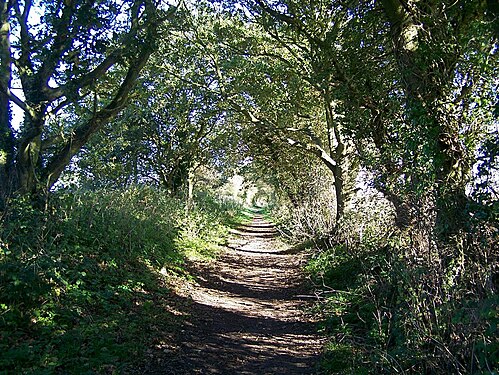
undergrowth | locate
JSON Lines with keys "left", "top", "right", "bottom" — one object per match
{"left": 304, "top": 223, "right": 498, "bottom": 374}
{"left": 0, "top": 186, "right": 242, "bottom": 374}
{"left": 271, "top": 190, "right": 498, "bottom": 374}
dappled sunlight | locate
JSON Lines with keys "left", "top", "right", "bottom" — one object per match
{"left": 1, "top": 0, "right": 494, "bottom": 372}
{"left": 142, "top": 213, "right": 324, "bottom": 374}
{"left": 190, "top": 288, "right": 303, "bottom": 320}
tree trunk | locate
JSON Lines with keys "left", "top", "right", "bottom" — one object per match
{"left": 0, "top": 0, "right": 14, "bottom": 207}
{"left": 331, "top": 164, "right": 344, "bottom": 222}
{"left": 16, "top": 114, "right": 46, "bottom": 195}
{"left": 381, "top": 0, "right": 475, "bottom": 237}
{"left": 324, "top": 91, "right": 345, "bottom": 222}
{"left": 185, "top": 167, "right": 194, "bottom": 214}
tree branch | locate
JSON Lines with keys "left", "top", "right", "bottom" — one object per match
{"left": 42, "top": 37, "right": 156, "bottom": 189}
{"left": 39, "top": 0, "right": 78, "bottom": 90}
{"left": 252, "top": 0, "right": 322, "bottom": 46}
{"left": 286, "top": 137, "right": 337, "bottom": 172}
{"left": 0, "top": 85, "right": 36, "bottom": 119}
{"left": 12, "top": 0, "right": 34, "bottom": 77}
{"left": 46, "top": 49, "right": 122, "bottom": 101}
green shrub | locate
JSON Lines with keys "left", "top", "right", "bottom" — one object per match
{"left": 0, "top": 186, "right": 242, "bottom": 374}
{"left": 305, "top": 227, "right": 497, "bottom": 374}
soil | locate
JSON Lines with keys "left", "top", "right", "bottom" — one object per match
{"left": 136, "top": 212, "right": 324, "bottom": 374}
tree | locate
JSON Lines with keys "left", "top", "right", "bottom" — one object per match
{"left": 171, "top": 2, "right": 358, "bottom": 223}
{"left": 242, "top": 0, "right": 498, "bottom": 234}
{"left": 0, "top": 0, "right": 166, "bottom": 205}
{"left": 0, "top": 0, "right": 15, "bottom": 207}
{"left": 377, "top": 0, "right": 497, "bottom": 236}
{"left": 72, "top": 7, "right": 240, "bottom": 196}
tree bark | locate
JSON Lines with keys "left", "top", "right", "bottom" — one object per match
{"left": 0, "top": 0, "right": 14, "bottom": 207}
{"left": 185, "top": 167, "right": 194, "bottom": 214}
{"left": 324, "top": 90, "right": 345, "bottom": 222}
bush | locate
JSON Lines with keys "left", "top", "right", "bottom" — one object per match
{"left": 0, "top": 186, "right": 242, "bottom": 374}
{"left": 295, "top": 191, "right": 497, "bottom": 374}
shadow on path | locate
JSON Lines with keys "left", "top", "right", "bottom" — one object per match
{"left": 135, "top": 213, "right": 324, "bottom": 374}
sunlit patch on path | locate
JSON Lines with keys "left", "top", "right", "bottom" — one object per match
{"left": 139, "top": 212, "right": 324, "bottom": 374}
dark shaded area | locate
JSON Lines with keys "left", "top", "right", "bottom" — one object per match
{"left": 141, "top": 301, "right": 321, "bottom": 375}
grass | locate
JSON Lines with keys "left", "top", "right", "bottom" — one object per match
{"left": 305, "top": 244, "right": 381, "bottom": 374}
{"left": 0, "top": 187, "right": 243, "bottom": 374}
{"left": 305, "top": 240, "right": 498, "bottom": 374}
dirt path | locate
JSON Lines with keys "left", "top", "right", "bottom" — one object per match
{"left": 140, "top": 213, "right": 324, "bottom": 374}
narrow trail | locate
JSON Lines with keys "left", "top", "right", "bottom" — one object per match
{"left": 141, "top": 212, "right": 324, "bottom": 374}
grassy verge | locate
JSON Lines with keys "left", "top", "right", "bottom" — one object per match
{"left": 305, "top": 241, "right": 498, "bottom": 374}
{"left": 0, "top": 187, "right": 242, "bottom": 374}
{"left": 305, "top": 244, "right": 385, "bottom": 374}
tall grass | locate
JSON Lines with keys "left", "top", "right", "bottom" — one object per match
{"left": 0, "top": 186, "right": 242, "bottom": 374}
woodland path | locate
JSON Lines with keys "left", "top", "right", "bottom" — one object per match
{"left": 139, "top": 210, "right": 324, "bottom": 374}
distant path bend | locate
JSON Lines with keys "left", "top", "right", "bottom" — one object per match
{"left": 143, "top": 211, "right": 324, "bottom": 374}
